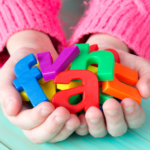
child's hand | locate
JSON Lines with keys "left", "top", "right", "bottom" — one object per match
{"left": 0, "top": 30, "right": 80, "bottom": 143}
{"left": 75, "top": 33, "right": 146, "bottom": 137}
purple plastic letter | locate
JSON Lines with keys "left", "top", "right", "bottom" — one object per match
{"left": 37, "top": 46, "right": 80, "bottom": 81}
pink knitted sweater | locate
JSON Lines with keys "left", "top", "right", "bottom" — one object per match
{"left": 0, "top": 0, "right": 150, "bottom": 66}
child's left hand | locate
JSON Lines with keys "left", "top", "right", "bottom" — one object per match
{"left": 75, "top": 33, "right": 146, "bottom": 137}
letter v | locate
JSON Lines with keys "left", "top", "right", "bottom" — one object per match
{"left": 37, "top": 46, "right": 80, "bottom": 81}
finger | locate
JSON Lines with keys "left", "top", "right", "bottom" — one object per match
{"left": 108, "top": 50, "right": 150, "bottom": 99}
{"left": 75, "top": 114, "right": 88, "bottom": 136}
{"left": 2, "top": 102, "right": 55, "bottom": 130}
{"left": 85, "top": 107, "right": 107, "bottom": 137}
{"left": 49, "top": 114, "right": 80, "bottom": 143}
{"left": 86, "top": 33, "right": 129, "bottom": 52}
{"left": 0, "top": 30, "right": 59, "bottom": 117}
{"left": 87, "top": 33, "right": 150, "bottom": 76}
{"left": 118, "top": 54, "right": 150, "bottom": 99}
{"left": 111, "top": 49, "right": 150, "bottom": 81}
{"left": 0, "top": 84, "right": 22, "bottom": 116}
{"left": 98, "top": 45, "right": 150, "bottom": 99}
{"left": 7, "top": 30, "right": 58, "bottom": 60}
{"left": 86, "top": 33, "right": 137, "bottom": 70}
{"left": 136, "top": 72, "right": 150, "bottom": 99}
{"left": 103, "top": 98, "right": 127, "bottom": 137}
{"left": 86, "top": 33, "right": 150, "bottom": 76}
{"left": 86, "top": 33, "right": 150, "bottom": 99}
{"left": 121, "top": 98, "right": 145, "bottom": 128}
{"left": 23, "top": 107, "right": 70, "bottom": 144}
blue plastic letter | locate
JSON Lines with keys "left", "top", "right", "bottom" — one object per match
{"left": 13, "top": 54, "right": 49, "bottom": 107}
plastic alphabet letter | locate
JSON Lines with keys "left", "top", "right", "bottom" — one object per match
{"left": 52, "top": 70, "right": 99, "bottom": 114}
{"left": 91, "top": 48, "right": 120, "bottom": 67}
{"left": 13, "top": 54, "right": 49, "bottom": 107}
{"left": 70, "top": 44, "right": 115, "bottom": 81}
{"left": 34, "top": 62, "right": 48, "bottom": 85}
{"left": 90, "top": 44, "right": 99, "bottom": 67}
{"left": 99, "top": 87, "right": 113, "bottom": 105}
{"left": 69, "top": 94, "right": 82, "bottom": 105}
{"left": 37, "top": 46, "right": 80, "bottom": 81}
{"left": 90, "top": 44, "right": 99, "bottom": 52}
{"left": 105, "top": 49, "right": 120, "bottom": 63}
{"left": 56, "top": 89, "right": 82, "bottom": 105}
{"left": 57, "top": 81, "right": 82, "bottom": 90}
{"left": 20, "top": 91, "right": 30, "bottom": 102}
{"left": 57, "top": 65, "right": 98, "bottom": 90}
{"left": 20, "top": 80, "right": 56, "bottom": 102}
{"left": 40, "top": 80, "right": 56, "bottom": 102}
{"left": 102, "top": 62, "right": 141, "bottom": 104}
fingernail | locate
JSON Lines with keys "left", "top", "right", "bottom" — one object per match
{"left": 124, "top": 106, "right": 134, "bottom": 113}
{"left": 90, "top": 118, "right": 99, "bottom": 123}
{"left": 106, "top": 109, "right": 118, "bottom": 115}
{"left": 55, "top": 117, "right": 66, "bottom": 124}
{"left": 5, "top": 98, "right": 14, "bottom": 112}
{"left": 66, "top": 126, "right": 75, "bottom": 130}
{"left": 80, "top": 125, "right": 86, "bottom": 128}
{"left": 41, "top": 109, "right": 50, "bottom": 116}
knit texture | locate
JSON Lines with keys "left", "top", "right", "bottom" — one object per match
{"left": 1, "top": 0, "right": 150, "bottom": 63}
{"left": 0, "top": 0, "right": 66, "bottom": 53}
{"left": 70, "top": 0, "right": 150, "bottom": 61}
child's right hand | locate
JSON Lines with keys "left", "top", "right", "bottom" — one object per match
{"left": 0, "top": 30, "right": 80, "bottom": 144}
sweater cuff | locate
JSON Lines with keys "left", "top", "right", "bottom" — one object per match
{"left": 0, "top": 0, "right": 66, "bottom": 53}
{"left": 70, "top": 0, "right": 150, "bottom": 61}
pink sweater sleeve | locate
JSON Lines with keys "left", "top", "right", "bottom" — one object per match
{"left": 70, "top": 0, "right": 150, "bottom": 61}
{"left": 0, "top": 0, "right": 66, "bottom": 53}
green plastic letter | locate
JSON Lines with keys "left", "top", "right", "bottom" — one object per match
{"left": 99, "top": 87, "right": 113, "bottom": 105}
{"left": 70, "top": 44, "right": 115, "bottom": 81}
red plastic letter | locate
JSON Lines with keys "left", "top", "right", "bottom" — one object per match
{"left": 105, "top": 49, "right": 120, "bottom": 63}
{"left": 52, "top": 70, "right": 99, "bottom": 113}
{"left": 90, "top": 44, "right": 99, "bottom": 52}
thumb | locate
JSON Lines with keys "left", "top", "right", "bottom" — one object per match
{"left": 86, "top": 33, "right": 129, "bottom": 53}
{"left": 7, "top": 30, "right": 58, "bottom": 61}
{"left": 0, "top": 30, "right": 57, "bottom": 116}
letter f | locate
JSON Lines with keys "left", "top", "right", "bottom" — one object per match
{"left": 13, "top": 54, "right": 49, "bottom": 107}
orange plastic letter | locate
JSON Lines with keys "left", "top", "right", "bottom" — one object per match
{"left": 102, "top": 62, "right": 141, "bottom": 104}
{"left": 52, "top": 70, "right": 99, "bottom": 113}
